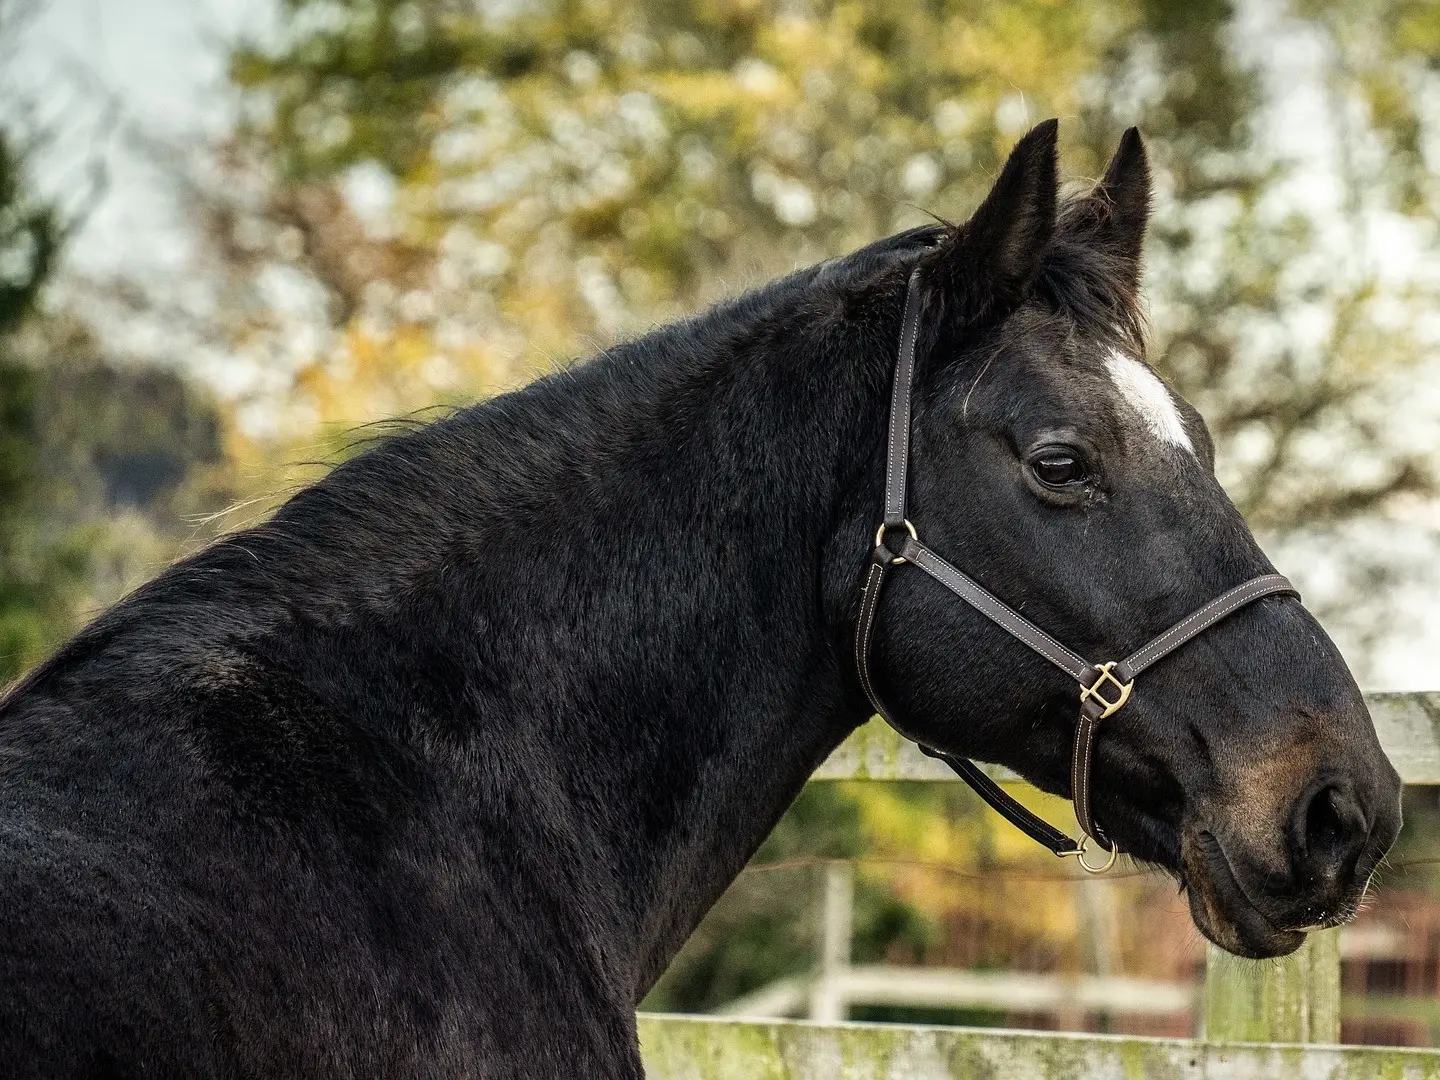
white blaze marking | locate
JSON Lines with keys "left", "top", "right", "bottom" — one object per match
{"left": 1104, "top": 348, "right": 1194, "bottom": 453}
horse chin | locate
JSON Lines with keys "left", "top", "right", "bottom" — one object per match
{"left": 1180, "top": 830, "right": 1307, "bottom": 959}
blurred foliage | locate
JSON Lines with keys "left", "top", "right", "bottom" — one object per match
{"left": 0, "top": 134, "right": 57, "bottom": 330}
{"left": 170, "top": 0, "right": 1438, "bottom": 541}
{"left": 0, "top": 0, "right": 232, "bottom": 683}
{"left": 213, "top": 0, "right": 1157, "bottom": 428}
{"left": 643, "top": 783, "right": 939, "bottom": 1013}
{"left": 0, "top": 120, "right": 86, "bottom": 682}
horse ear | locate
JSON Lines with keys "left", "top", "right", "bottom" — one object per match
{"left": 1088, "top": 127, "right": 1151, "bottom": 289}
{"left": 927, "top": 119, "right": 1059, "bottom": 326}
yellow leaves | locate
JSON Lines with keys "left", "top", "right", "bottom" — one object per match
{"left": 225, "top": 0, "right": 1177, "bottom": 442}
{"left": 287, "top": 322, "right": 510, "bottom": 438}
{"left": 938, "top": 0, "right": 1128, "bottom": 122}
{"left": 756, "top": 10, "right": 882, "bottom": 93}
{"left": 828, "top": 776, "right": 1196, "bottom": 976}
{"left": 651, "top": 71, "right": 762, "bottom": 120}
{"left": 1396, "top": 0, "right": 1440, "bottom": 59}
{"left": 503, "top": 278, "right": 596, "bottom": 366}
{"left": 1360, "top": 70, "right": 1416, "bottom": 136}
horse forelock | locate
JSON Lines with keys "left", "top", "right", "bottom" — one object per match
{"left": 1036, "top": 191, "right": 1148, "bottom": 358}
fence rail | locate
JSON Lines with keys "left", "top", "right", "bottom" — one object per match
{"left": 638, "top": 1014, "right": 1440, "bottom": 1079}
{"left": 815, "top": 692, "right": 1440, "bottom": 782}
{"left": 717, "top": 965, "right": 1196, "bottom": 1019}
{"left": 644, "top": 691, "right": 1440, "bottom": 1077}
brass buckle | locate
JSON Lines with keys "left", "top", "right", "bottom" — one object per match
{"left": 1079, "top": 661, "right": 1133, "bottom": 719}
{"left": 874, "top": 519, "right": 918, "bottom": 565}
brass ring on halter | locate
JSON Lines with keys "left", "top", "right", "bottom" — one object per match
{"left": 874, "top": 519, "right": 918, "bottom": 564}
{"left": 1074, "top": 834, "right": 1119, "bottom": 875}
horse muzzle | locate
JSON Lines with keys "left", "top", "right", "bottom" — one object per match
{"left": 1180, "top": 757, "right": 1402, "bottom": 958}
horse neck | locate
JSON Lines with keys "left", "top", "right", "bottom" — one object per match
{"left": 52, "top": 271, "right": 903, "bottom": 1002}
{"left": 451, "top": 291, "right": 894, "bottom": 996}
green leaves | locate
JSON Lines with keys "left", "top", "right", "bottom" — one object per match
{"left": 0, "top": 134, "right": 58, "bottom": 337}
{"left": 0, "top": 130, "right": 71, "bottom": 684}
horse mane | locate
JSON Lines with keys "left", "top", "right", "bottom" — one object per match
{"left": 4, "top": 195, "right": 1144, "bottom": 709}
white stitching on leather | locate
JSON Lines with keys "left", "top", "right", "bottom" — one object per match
{"left": 1072, "top": 724, "right": 1083, "bottom": 806}
{"left": 894, "top": 278, "right": 919, "bottom": 512}
{"left": 911, "top": 547, "right": 1089, "bottom": 676}
{"left": 1125, "top": 578, "right": 1290, "bottom": 674}
{"left": 884, "top": 272, "right": 922, "bottom": 523}
{"left": 1073, "top": 714, "right": 1104, "bottom": 842}
{"left": 1132, "top": 596, "right": 1238, "bottom": 665}
{"left": 856, "top": 567, "right": 876, "bottom": 697}
{"left": 858, "top": 259, "right": 1296, "bottom": 865}
{"left": 857, "top": 563, "right": 887, "bottom": 720}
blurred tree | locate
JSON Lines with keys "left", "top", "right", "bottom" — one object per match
{"left": 0, "top": 116, "right": 88, "bottom": 682}
{"left": 181, "top": 0, "right": 1152, "bottom": 445}
{"left": 0, "top": 0, "right": 232, "bottom": 681}
{"left": 175, "top": 0, "right": 1437, "bottom": 544}
{"left": 6, "top": 313, "right": 233, "bottom": 613}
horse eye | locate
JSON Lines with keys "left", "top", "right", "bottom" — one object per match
{"left": 1032, "top": 453, "right": 1087, "bottom": 488}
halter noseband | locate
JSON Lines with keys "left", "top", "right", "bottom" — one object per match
{"left": 855, "top": 268, "right": 1298, "bottom": 874}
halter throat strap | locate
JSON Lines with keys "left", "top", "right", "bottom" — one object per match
{"left": 855, "top": 268, "right": 1298, "bottom": 871}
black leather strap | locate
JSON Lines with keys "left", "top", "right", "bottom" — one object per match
{"left": 1116, "top": 573, "right": 1297, "bottom": 682}
{"left": 923, "top": 747, "right": 1081, "bottom": 856}
{"left": 1071, "top": 705, "right": 1108, "bottom": 848}
{"left": 854, "top": 556, "right": 900, "bottom": 731}
{"left": 855, "top": 542, "right": 1084, "bottom": 858}
{"left": 902, "top": 539, "right": 1089, "bottom": 680}
{"left": 855, "top": 268, "right": 1302, "bottom": 867}
{"left": 882, "top": 269, "right": 925, "bottom": 529}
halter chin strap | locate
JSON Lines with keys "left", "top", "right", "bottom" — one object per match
{"left": 855, "top": 268, "right": 1299, "bottom": 873}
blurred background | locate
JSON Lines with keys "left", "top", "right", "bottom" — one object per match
{"left": 4, "top": 0, "right": 1440, "bottom": 1047}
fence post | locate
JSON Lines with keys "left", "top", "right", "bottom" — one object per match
{"left": 1202, "top": 928, "right": 1341, "bottom": 1043}
{"left": 809, "top": 861, "right": 854, "bottom": 1023}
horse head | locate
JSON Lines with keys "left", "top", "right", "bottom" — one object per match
{"left": 860, "top": 121, "right": 1401, "bottom": 958}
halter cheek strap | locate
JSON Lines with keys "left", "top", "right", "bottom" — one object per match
{"left": 855, "top": 269, "right": 1299, "bottom": 873}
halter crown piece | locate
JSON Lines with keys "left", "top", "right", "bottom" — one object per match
{"left": 855, "top": 269, "right": 1299, "bottom": 874}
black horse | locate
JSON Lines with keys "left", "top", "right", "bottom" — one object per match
{"left": 0, "top": 122, "right": 1401, "bottom": 1078}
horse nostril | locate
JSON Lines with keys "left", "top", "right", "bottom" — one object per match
{"left": 1296, "top": 781, "right": 1368, "bottom": 885}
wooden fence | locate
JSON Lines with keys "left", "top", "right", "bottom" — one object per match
{"left": 640, "top": 691, "right": 1440, "bottom": 1078}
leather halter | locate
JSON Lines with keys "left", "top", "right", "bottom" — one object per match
{"left": 855, "top": 268, "right": 1298, "bottom": 873}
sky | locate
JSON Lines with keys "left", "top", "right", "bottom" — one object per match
{"left": 7, "top": 0, "right": 1440, "bottom": 691}
{"left": 8, "top": 0, "right": 273, "bottom": 278}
